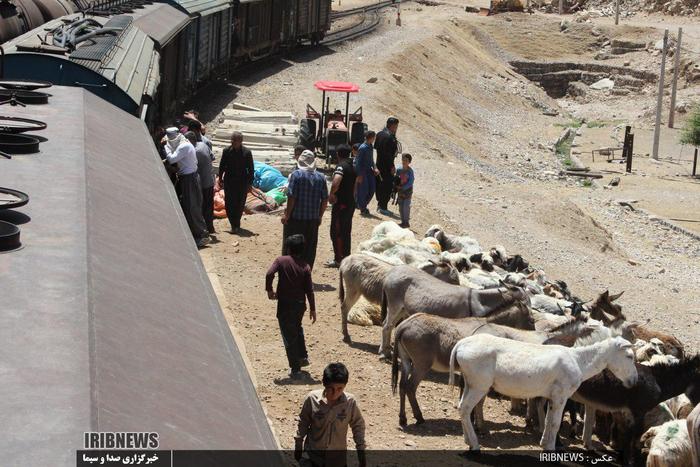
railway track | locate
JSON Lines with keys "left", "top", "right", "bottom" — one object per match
{"left": 331, "top": 0, "right": 396, "bottom": 19}
{"left": 322, "top": 10, "right": 382, "bottom": 45}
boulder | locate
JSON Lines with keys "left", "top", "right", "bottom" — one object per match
{"left": 590, "top": 78, "right": 615, "bottom": 90}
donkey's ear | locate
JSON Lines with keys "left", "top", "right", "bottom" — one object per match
{"left": 609, "top": 291, "right": 625, "bottom": 302}
{"left": 602, "top": 290, "right": 610, "bottom": 298}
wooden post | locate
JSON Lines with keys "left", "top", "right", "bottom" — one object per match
{"left": 626, "top": 134, "right": 634, "bottom": 173}
{"left": 559, "top": 0, "right": 564, "bottom": 14}
{"left": 693, "top": 147, "right": 698, "bottom": 177}
{"left": 615, "top": 0, "right": 620, "bottom": 25}
{"left": 668, "top": 27, "right": 682, "bottom": 128}
{"left": 652, "top": 29, "right": 669, "bottom": 161}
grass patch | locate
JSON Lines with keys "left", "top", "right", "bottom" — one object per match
{"left": 586, "top": 120, "right": 607, "bottom": 128}
{"left": 555, "top": 118, "right": 584, "bottom": 129}
{"left": 555, "top": 136, "right": 573, "bottom": 157}
{"left": 582, "top": 179, "right": 593, "bottom": 188}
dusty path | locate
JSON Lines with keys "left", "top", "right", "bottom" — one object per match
{"left": 199, "top": 4, "right": 700, "bottom": 454}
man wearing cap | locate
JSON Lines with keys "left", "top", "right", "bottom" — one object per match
{"left": 326, "top": 144, "right": 356, "bottom": 268}
{"left": 163, "top": 127, "right": 210, "bottom": 248}
{"left": 219, "top": 131, "right": 254, "bottom": 234}
{"left": 282, "top": 150, "right": 328, "bottom": 270}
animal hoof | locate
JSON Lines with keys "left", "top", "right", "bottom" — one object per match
{"left": 378, "top": 354, "right": 391, "bottom": 363}
{"left": 342, "top": 335, "right": 351, "bottom": 344}
{"left": 399, "top": 417, "right": 407, "bottom": 427}
{"left": 415, "top": 417, "right": 425, "bottom": 425}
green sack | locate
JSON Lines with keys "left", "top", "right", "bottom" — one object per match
{"left": 266, "top": 187, "right": 287, "bottom": 205}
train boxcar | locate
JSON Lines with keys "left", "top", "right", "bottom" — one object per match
{"left": 133, "top": 2, "right": 193, "bottom": 122}
{"left": 0, "top": 84, "right": 280, "bottom": 467}
{"left": 295, "top": 0, "right": 330, "bottom": 44}
{"left": 175, "top": 0, "right": 234, "bottom": 85}
{"left": 2, "top": 13, "right": 160, "bottom": 120}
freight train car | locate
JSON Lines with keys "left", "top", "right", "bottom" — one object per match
{"left": 1, "top": 13, "right": 161, "bottom": 120}
{"left": 0, "top": 82, "right": 281, "bottom": 467}
{"left": 1, "top": 0, "right": 332, "bottom": 128}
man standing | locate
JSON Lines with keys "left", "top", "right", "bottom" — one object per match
{"left": 354, "top": 131, "right": 377, "bottom": 216}
{"left": 326, "top": 144, "right": 356, "bottom": 268}
{"left": 164, "top": 127, "right": 210, "bottom": 248}
{"left": 282, "top": 150, "right": 328, "bottom": 270}
{"left": 374, "top": 117, "right": 400, "bottom": 215}
{"left": 219, "top": 131, "right": 254, "bottom": 234}
{"left": 186, "top": 126, "right": 216, "bottom": 234}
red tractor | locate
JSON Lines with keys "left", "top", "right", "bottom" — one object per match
{"left": 298, "top": 81, "right": 367, "bottom": 170}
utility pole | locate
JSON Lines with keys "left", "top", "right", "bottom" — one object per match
{"left": 668, "top": 27, "right": 683, "bottom": 128}
{"left": 615, "top": 0, "right": 620, "bottom": 25}
{"left": 652, "top": 29, "right": 668, "bottom": 161}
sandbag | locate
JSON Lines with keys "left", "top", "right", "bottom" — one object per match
{"left": 253, "top": 161, "right": 288, "bottom": 193}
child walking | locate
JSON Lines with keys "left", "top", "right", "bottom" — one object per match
{"left": 295, "top": 363, "right": 366, "bottom": 467}
{"left": 265, "top": 234, "right": 316, "bottom": 379}
{"left": 396, "top": 153, "right": 414, "bottom": 229}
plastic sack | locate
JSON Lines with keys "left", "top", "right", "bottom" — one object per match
{"left": 253, "top": 161, "right": 288, "bottom": 193}
{"left": 266, "top": 187, "right": 287, "bottom": 205}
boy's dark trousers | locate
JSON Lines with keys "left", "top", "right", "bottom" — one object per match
{"left": 277, "top": 299, "right": 309, "bottom": 372}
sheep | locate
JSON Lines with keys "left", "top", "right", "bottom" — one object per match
{"left": 439, "top": 251, "right": 472, "bottom": 272}
{"left": 641, "top": 420, "right": 692, "bottom": 467}
{"left": 468, "top": 247, "right": 507, "bottom": 272}
{"left": 461, "top": 267, "right": 501, "bottom": 289}
{"left": 530, "top": 294, "right": 573, "bottom": 316}
{"left": 642, "top": 354, "right": 681, "bottom": 367}
{"left": 635, "top": 338, "right": 666, "bottom": 363}
{"left": 424, "top": 224, "right": 481, "bottom": 255}
{"left": 688, "top": 403, "right": 700, "bottom": 467}
{"left": 504, "top": 272, "right": 543, "bottom": 295}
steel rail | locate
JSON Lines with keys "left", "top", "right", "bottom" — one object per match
{"left": 331, "top": 0, "right": 396, "bottom": 19}
{"left": 322, "top": 11, "right": 382, "bottom": 45}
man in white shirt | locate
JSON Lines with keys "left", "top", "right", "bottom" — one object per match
{"left": 164, "top": 127, "right": 210, "bottom": 248}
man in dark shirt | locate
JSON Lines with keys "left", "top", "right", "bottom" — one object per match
{"left": 266, "top": 234, "right": 316, "bottom": 379}
{"left": 374, "top": 117, "right": 399, "bottom": 215}
{"left": 326, "top": 144, "right": 356, "bottom": 268}
{"left": 219, "top": 131, "right": 254, "bottom": 233}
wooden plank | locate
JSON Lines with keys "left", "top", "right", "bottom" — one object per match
{"left": 221, "top": 109, "right": 297, "bottom": 123}
{"left": 563, "top": 171, "right": 603, "bottom": 179}
{"left": 230, "top": 102, "right": 263, "bottom": 112}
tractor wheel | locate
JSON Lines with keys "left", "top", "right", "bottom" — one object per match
{"left": 298, "top": 118, "right": 316, "bottom": 150}
{"left": 350, "top": 122, "right": 367, "bottom": 145}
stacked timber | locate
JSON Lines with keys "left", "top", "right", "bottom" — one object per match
{"left": 211, "top": 103, "right": 299, "bottom": 176}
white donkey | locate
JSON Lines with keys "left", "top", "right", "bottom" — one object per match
{"left": 448, "top": 334, "right": 638, "bottom": 451}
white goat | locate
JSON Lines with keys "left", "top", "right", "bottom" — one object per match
{"left": 641, "top": 420, "right": 692, "bottom": 467}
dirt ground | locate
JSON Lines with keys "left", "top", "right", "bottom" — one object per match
{"left": 198, "top": 2, "right": 700, "bottom": 456}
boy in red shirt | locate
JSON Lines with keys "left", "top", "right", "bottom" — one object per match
{"left": 266, "top": 234, "right": 316, "bottom": 379}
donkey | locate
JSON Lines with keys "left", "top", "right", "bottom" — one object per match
{"left": 449, "top": 335, "right": 637, "bottom": 451}
{"left": 390, "top": 302, "right": 535, "bottom": 426}
{"left": 378, "top": 265, "right": 530, "bottom": 358}
{"left": 588, "top": 290, "right": 685, "bottom": 359}
{"left": 572, "top": 354, "right": 700, "bottom": 464}
{"left": 338, "top": 253, "right": 460, "bottom": 343}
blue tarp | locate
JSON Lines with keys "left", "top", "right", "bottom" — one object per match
{"left": 253, "top": 161, "right": 288, "bottom": 193}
